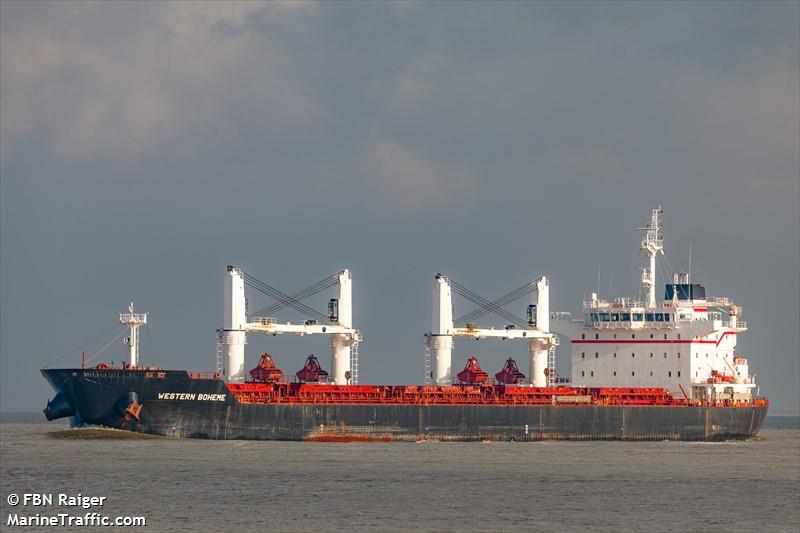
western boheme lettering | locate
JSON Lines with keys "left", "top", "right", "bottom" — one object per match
{"left": 157, "top": 392, "right": 226, "bottom": 401}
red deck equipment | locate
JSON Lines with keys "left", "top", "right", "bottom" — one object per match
{"left": 708, "top": 370, "right": 736, "bottom": 384}
{"left": 296, "top": 354, "right": 329, "bottom": 383}
{"left": 456, "top": 357, "right": 489, "bottom": 385}
{"left": 494, "top": 357, "right": 526, "bottom": 384}
{"left": 249, "top": 353, "right": 284, "bottom": 383}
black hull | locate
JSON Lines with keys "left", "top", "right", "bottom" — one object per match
{"left": 42, "top": 369, "right": 768, "bottom": 441}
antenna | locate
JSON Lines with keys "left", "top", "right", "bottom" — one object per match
{"left": 639, "top": 206, "right": 665, "bottom": 308}
{"left": 596, "top": 265, "right": 600, "bottom": 297}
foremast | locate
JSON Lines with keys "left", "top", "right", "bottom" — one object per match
{"left": 119, "top": 303, "right": 147, "bottom": 368}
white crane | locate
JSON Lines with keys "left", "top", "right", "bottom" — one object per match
{"left": 218, "top": 266, "right": 360, "bottom": 385}
{"left": 425, "top": 274, "right": 556, "bottom": 387}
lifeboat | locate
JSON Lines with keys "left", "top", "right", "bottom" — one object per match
{"left": 709, "top": 370, "right": 736, "bottom": 384}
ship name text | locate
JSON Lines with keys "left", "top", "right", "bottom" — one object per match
{"left": 156, "top": 392, "right": 226, "bottom": 402}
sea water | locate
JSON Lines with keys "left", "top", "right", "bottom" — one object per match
{"left": 1, "top": 414, "right": 798, "bottom": 532}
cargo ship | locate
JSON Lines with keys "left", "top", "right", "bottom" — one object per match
{"left": 42, "top": 208, "right": 768, "bottom": 441}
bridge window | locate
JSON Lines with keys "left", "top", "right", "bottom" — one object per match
{"left": 664, "top": 313, "right": 671, "bottom": 321}
{"left": 645, "top": 313, "right": 654, "bottom": 321}
{"left": 633, "top": 313, "right": 643, "bottom": 321}
{"left": 655, "top": 313, "right": 664, "bottom": 322}
{"left": 611, "top": 313, "right": 619, "bottom": 321}
{"left": 600, "top": 313, "right": 610, "bottom": 322}
{"left": 621, "top": 313, "right": 631, "bottom": 321}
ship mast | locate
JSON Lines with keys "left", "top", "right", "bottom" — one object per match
{"left": 640, "top": 206, "right": 664, "bottom": 308}
{"left": 120, "top": 302, "right": 147, "bottom": 368}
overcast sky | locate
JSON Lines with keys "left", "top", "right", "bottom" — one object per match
{"left": 2, "top": 1, "right": 798, "bottom": 414}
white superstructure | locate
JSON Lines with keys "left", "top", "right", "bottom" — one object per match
{"left": 551, "top": 207, "right": 756, "bottom": 402}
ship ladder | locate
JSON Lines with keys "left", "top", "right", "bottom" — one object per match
{"left": 350, "top": 332, "right": 362, "bottom": 385}
{"left": 215, "top": 331, "right": 224, "bottom": 376}
{"left": 547, "top": 336, "right": 560, "bottom": 387}
{"left": 423, "top": 344, "right": 432, "bottom": 386}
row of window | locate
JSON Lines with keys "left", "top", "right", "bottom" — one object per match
{"left": 581, "top": 332, "right": 681, "bottom": 340}
{"left": 590, "top": 312, "right": 671, "bottom": 322}
{"left": 580, "top": 370, "right": 682, "bottom": 378}
{"left": 581, "top": 352, "right": 681, "bottom": 359}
